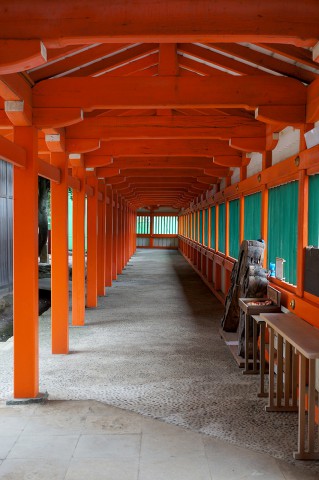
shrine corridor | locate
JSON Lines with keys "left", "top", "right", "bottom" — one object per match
{"left": 0, "top": 249, "right": 317, "bottom": 478}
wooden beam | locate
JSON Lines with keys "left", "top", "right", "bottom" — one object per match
{"left": 86, "top": 156, "right": 242, "bottom": 169}
{"left": 67, "top": 44, "right": 158, "bottom": 77}
{"left": 255, "top": 105, "right": 306, "bottom": 126}
{"left": 0, "top": 40, "right": 47, "bottom": 74}
{"left": 66, "top": 120, "right": 266, "bottom": 140}
{"left": 29, "top": 43, "right": 129, "bottom": 82}
{"left": 5, "top": 100, "right": 32, "bottom": 126}
{"left": 0, "top": 134, "right": 26, "bottom": 167}
{"left": 178, "top": 43, "right": 264, "bottom": 76}
{"left": 85, "top": 139, "right": 238, "bottom": 157}
{"left": 307, "top": 77, "right": 319, "bottom": 122}
{"left": 68, "top": 175, "right": 81, "bottom": 191}
{"left": 1, "top": 1, "right": 318, "bottom": 46}
{"left": 33, "top": 76, "right": 307, "bottom": 110}
{"left": 33, "top": 108, "right": 83, "bottom": 128}
{"left": 38, "top": 158, "right": 61, "bottom": 183}
{"left": 207, "top": 43, "right": 318, "bottom": 84}
{"left": 65, "top": 138, "right": 100, "bottom": 153}
{"left": 0, "top": 73, "right": 32, "bottom": 103}
{"left": 97, "top": 167, "right": 228, "bottom": 178}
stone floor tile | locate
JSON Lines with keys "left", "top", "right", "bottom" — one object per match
{"left": 23, "top": 414, "right": 85, "bottom": 435}
{"left": 204, "top": 437, "right": 285, "bottom": 479}
{"left": 0, "top": 403, "right": 39, "bottom": 417}
{"left": 0, "top": 416, "right": 29, "bottom": 435}
{"left": 0, "top": 458, "right": 68, "bottom": 479}
{"left": 34, "top": 400, "right": 91, "bottom": 417}
{"left": 141, "top": 417, "right": 189, "bottom": 435}
{"left": 140, "top": 432, "right": 205, "bottom": 460}
{"left": 0, "top": 437, "right": 18, "bottom": 460}
{"left": 8, "top": 434, "right": 79, "bottom": 459}
{"left": 84, "top": 413, "right": 142, "bottom": 434}
{"left": 65, "top": 457, "right": 139, "bottom": 480}
{"left": 73, "top": 434, "right": 141, "bottom": 459}
{"left": 138, "top": 454, "right": 212, "bottom": 480}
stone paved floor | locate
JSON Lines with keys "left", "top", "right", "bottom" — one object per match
{"left": 0, "top": 249, "right": 319, "bottom": 478}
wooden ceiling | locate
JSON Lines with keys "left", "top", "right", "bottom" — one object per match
{"left": 1, "top": 1, "right": 319, "bottom": 209}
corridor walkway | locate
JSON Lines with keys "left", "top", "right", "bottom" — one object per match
{"left": 0, "top": 249, "right": 318, "bottom": 478}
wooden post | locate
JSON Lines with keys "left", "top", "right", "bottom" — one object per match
{"left": 72, "top": 166, "right": 86, "bottom": 326}
{"left": 51, "top": 152, "right": 69, "bottom": 354}
{"left": 112, "top": 193, "right": 118, "bottom": 280}
{"left": 117, "top": 195, "right": 123, "bottom": 274}
{"left": 13, "top": 127, "right": 39, "bottom": 398}
{"left": 261, "top": 186, "right": 268, "bottom": 269}
{"left": 97, "top": 179, "right": 106, "bottom": 296}
{"left": 105, "top": 185, "right": 113, "bottom": 287}
{"left": 87, "top": 175, "right": 98, "bottom": 307}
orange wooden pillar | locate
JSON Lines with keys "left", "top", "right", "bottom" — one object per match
{"left": 87, "top": 175, "right": 98, "bottom": 307}
{"left": 121, "top": 198, "right": 126, "bottom": 269}
{"left": 97, "top": 180, "right": 106, "bottom": 296}
{"left": 13, "top": 126, "right": 39, "bottom": 398}
{"left": 51, "top": 152, "right": 69, "bottom": 354}
{"left": 125, "top": 205, "right": 130, "bottom": 264}
{"left": 72, "top": 166, "right": 86, "bottom": 326}
{"left": 117, "top": 195, "right": 123, "bottom": 274}
{"left": 112, "top": 193, "right": 118, "bottom": 280}
{"left": 105, "top": 185, "right": 113, "bottom": 287}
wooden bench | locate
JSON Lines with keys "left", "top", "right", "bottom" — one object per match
{"left": 260, "top": 312, "right": 319, "bottom": 460}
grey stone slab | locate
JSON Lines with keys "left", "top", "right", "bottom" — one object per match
{"left": 73, "top": 434, "right": 141, "bottom": 459}
{"left": 23, "top": 414, "right": 86, "bottom": 435}
{"left": 65, "top": 458, "right": 139, "bottom": 480}
{"left": 140, "top": 432, "right": 205, "bottom": 460}
{"left": 8, "top": 434, "right": 79, "bottom": 459}
{"left": 139, "top": 454, "right": 212, "bottom": 480}
{"left": 0, "top": 416, "right": 29, "bottom": 435}
{"left": 0, "top": 458, "right": 68, "bottom": 480}
{"left": 0, "top": 437, "right": 18, "bottom": 460}
{"left": 84, "top": 413, "right": 142, "bottom": 434}
{"left": 204, "top": 437, "right": 285, "bottom": 480}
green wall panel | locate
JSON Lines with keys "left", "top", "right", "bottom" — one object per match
{"left": 229, "top": 199, "right": 240, "bottom": 259}
{"left": 199, "top": 210, "right": 203, "bottom": 244}
{"left": 218, "top": 203, "right": 226, "bottom": 254}
{"left": 308, "top": 174, "right": 319, "bottom": 247}
{"left": 210, "top": 206, "right": 216, "bottom": 249}
{"left": 204, "top": 209, "right": 209, "bottom": 246}
{"left": 268, "top": 181, "right": 298, "bottom": 285}
{"left": 244, "top": 192, "right": 261, "bottom": 241}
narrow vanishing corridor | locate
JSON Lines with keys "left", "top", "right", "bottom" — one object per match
{"left": 0, "top": 250, "right": 318, "bottom": 478}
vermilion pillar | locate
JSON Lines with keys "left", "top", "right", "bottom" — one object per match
{"left": 13, "top": 126, "right": 39, "bottom": 398}
{"left": 105, "top": 185, "right": 113, "bottom": 287}
{"left": 117, "top": 195, "right": 123, "bottom": 274}
{"left": 97, "top": 180, "right": 106, "bottom": 296}
{"left": 87, "top": 175, "right": 98, "bottom": 307}
{"left": 72, "top": 167, "right": 86, "bottom": 326}
{"left": 51, "top": 152, "right": 69, "bottom": 353}
{"left": 112, "top": 193, "right": 118, "bottom": 280}
{"left": 125, "top": 205, "right": 130, "bottom": 264}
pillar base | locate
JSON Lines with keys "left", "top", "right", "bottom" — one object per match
{"left": 6, "top": 391, "right": 48, "bottom": 405}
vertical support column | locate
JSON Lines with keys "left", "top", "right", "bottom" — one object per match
{"left": 261, "top": 186, "right": 268, "bottom": 269}
{"left": 112, "top": 193, "right": 118, "bottom": 280}
{"left": 72, "top": 167, "right": 86, "bottom": 326}
{"left": 117, "top": 195, "right": 123, "bottom": 274}
{"left": 51, "top": 152, "right": 69, "bottom": 354}
{"left": 97, "top": 180, "right": 106, "bottom": 296}
{"left": 296, "top": 170, "right": 308, "bottom": 297}
{"left": 105, "top": 185, "right": 113, "bottom": 287}
{"left": 239, "top": 195, "right": 244, "bottom": 243}
{"left": 150, "top": 210, "right": 154, "bottom": 248}
{"left": 87, "top": 175, "right": 98, "bottom": 307}
{"left": 121, "top": 198, "right": 126, "bottom": 270}
{"left": 13, "top": 126, "right": 39, "bottom": 398}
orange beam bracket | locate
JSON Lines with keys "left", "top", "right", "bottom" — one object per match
{"left": 0, "top": 40, "right": 47, "bottom": 74}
